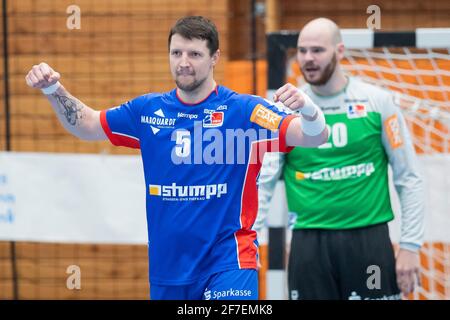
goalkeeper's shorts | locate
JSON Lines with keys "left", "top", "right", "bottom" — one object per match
{"left": 288, "top": 222, "right": 401, "bottom": 300}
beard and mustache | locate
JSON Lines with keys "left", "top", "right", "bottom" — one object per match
{"left": 300, "top": 53, "right": 337, "bottom": 86}
{"left": 175, "top": 69, "right": 207, "bottom": 92}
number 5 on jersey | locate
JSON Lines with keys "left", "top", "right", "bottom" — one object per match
{"left": 174, "top": 130, "right": 191, "bottom": 158}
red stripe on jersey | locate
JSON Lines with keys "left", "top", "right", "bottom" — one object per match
{"left": 100, "top": 110, "right": 140, "bottom": 149}
{"left": 278, "top": 114, "right": 296, "bottom": 153}
{"left": 100, "top": 110, "right": 141, "bottom": 149}
{"left": 235, "top": 114, "right": 295, "bottom": 267}
{"left": 235, "top": 229, "right": 257, "bottom": 269}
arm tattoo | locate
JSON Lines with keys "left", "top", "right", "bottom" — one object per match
{"left": 52, "top": 94, "right": 84, "bottom": 126}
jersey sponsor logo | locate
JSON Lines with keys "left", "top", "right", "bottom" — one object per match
{"left": 204, "top": 288, "right": 253, "bottom": 300}
{"left": 203, "top": 111, "right": 224, "bottom": 128}
{"left": 204, "top": 105, "right": 228, "bottom": 113}
{"left": 344, "top": 99, "right": 369, "bottom": 103}
{"left": 347, "top": 104, "right": 367, "bottom": 119}
{"left": 149, "top": 182, "right": 227, "bottom": 201}
{"left": 320, "top": 105, "right": 341, "bottom": 111}
{"left": 295, "top": 162, "right": 375, "bottom": 181}
{"left": 216, "top": 105, "right": 228, "bottom": 111}
{"left": 384, "top": 114, "right": 403, "bottom": 149}
{"left": 250, "top": 104, "right": 282, "bottom": 131}
{"left": 141, "top": 108, "right": 176, "bottom": 135}
{"left": 203, "top": 288, "right": 211, "bottom": 300}
{"left": 348, "top": 291, "right": 401, "bottom": 300}
{"left": 177, "top": 112, "right": 198, "bottom": 120}
{"left": 201, "top": 105, "right": 227, "bottom": 128}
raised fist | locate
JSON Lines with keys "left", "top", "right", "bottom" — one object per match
{"left": 273, "top": 83, "right": 306, "bottom": 111}
{"left": 25, "top": 62, "right": 61, "bottom": 89}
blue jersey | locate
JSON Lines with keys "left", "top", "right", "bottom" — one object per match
{"left": 100, "top": 85, "right": 295, "bottom": 285}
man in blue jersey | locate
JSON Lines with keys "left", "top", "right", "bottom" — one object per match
{"left": 25, "top": 16, "right": 328, "bottom": 300}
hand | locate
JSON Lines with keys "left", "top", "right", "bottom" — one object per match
{"left": 25, "top": 62, "right": 61, "bottom": 89}
{"left": 396, "top": 248, "right": 421, "bottom": 297}
{"left": 273, "top": 83, "right": 305, "bottom": 111}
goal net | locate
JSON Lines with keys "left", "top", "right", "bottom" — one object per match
{"left": 265, "top": 29, "right": 450, "bottom": 300}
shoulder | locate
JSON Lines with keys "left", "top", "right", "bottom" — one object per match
{"left": 218, "top": 86, "right": 262, "bottom": 111}
{"left": 218, "top": 86, "right": 249, "bottom": 104}
{"left": 226, "top": 91, "right": 277, "bottom": 109}
{"left": 349, "top": 77, "right": 392, "bottom": 100}
{"left": 348, "top": 77, "right": 397, "bottom": 115}
{"left": 125, "top": 91, "right": 174, "bottom": 113}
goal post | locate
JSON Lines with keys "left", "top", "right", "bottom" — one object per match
{"left": 262, "top": 28, "right": 450, "bottom": 300}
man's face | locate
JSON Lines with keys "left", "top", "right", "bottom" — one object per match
{"left": 297, "top": 35, "right": 338, "bottom": 86}
{"left": 169, "top": 34, "right": 218, "bottom": 92}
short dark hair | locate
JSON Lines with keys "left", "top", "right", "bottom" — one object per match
{"left": 168, "top": 16, "right": 219, "bottom": 56}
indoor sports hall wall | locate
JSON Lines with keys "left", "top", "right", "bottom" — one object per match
{"left": 5, "top": 0, "right": 228, "bottom": 154}
{"left": 231, "top": 0, "right": 450, "bottom": 58}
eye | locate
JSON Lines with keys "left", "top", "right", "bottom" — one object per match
{"left": 298, "top": 47, "right": 307, "bottom": 54}
{"left": 190, "top": 51, "right": 202, "bottom": 57}
{"left": 312, "top": 47, "right": 324, "bottom": 54}
{"left": 171, "top": 50, "right": 181, "bottom": 56}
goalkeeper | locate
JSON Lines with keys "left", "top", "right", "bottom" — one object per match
{"left": 255, "top": 18, "right": 425, "bottom": 300}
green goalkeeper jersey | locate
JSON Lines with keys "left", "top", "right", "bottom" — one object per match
{"left": 256, "top": 77, "right": 424, "bottom": 245}
{"left": 284, "top": 91, "right": 392, "bottom": 229}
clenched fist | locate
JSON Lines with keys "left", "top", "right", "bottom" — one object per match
{"left": 273, "top": 83, "right": 319, "bottom": 119}
{"left": 273, "top": 83, "right": 306, "bottom": 111}
{"left": 25, "top": 62, "right": 60, "bottom": 90}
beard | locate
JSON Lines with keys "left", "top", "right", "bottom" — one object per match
{"left": 175, "top": 73, "right": 207, "bottom": 92}
{"left": 301, "top": 53, "right": 337, "bottom": 86}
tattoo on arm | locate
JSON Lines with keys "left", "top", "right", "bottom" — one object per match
{"left": 52, "top": 94, "right": 84, "bottom": 126}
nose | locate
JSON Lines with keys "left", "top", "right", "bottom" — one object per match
{"left": 179, "top": 53, "right": 190, "bottom": 67}
{"left": 304, "top": 49, "right": 314, "bottom": 62}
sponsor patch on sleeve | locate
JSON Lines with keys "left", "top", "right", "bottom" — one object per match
{"left": 384, "top": 114, "right": 403, "bottom": 149}
{"left": 250, "top": 104, "right": 282, "bottom": 131}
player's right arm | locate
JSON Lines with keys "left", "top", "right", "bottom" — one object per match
{"left": 25, "top": 62, "right": 107, "bottom": 141}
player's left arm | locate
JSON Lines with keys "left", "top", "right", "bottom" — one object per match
{"left": 274, "top": 84, "right": 329, "bottom": 147}
{"left": 379, "top": 91, "right": 425, "bottom": 296}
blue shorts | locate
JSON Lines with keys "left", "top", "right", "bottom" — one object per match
{"left": 150, "top": 269, "right": 258, "bottom": 300}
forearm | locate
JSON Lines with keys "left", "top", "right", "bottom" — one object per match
{"left": 286, "top": 114, "right": 328, "bottom": 147}
{"left": 396, "top": 178, "right": 425, "bottom": 251}
{"left": 382, "top": 107, "right": 425, "bottom": 251}
{"left": 45, "top": 84, "right": 103, "bottom": 140}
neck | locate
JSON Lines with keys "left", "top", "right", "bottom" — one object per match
{"left": 177, "top": 78, "right": 217, "bottom": 104}
{"left": 310, "top": 67, "right": 348, "bottom": 96}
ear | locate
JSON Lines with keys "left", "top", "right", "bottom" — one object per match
{"left": 211, "top": 49, "right": 220, "bottom": 67}
{"left": 336, "top": 42, "right": 345, "bottom": 61}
